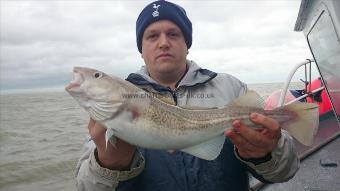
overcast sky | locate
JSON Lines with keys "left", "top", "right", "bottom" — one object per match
{"left": 0, "top": 0, "right": 313, "bottom": 92}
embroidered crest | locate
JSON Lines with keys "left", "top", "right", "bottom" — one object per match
{"left": 152, "top": 3, "right": 160, "bottom": 17}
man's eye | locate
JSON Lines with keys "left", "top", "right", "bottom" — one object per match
{"left": 147, "top": 34, "right": 158, "bottom": 39}
{"left": 169, "top": 32, "right": 179, "bottom": 37}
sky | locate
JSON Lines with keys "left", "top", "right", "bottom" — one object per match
{"left": 0, "top": 0, "right": 314, "bottom": 92}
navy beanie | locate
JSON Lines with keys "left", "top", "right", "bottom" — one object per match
{"left": 136, "top": 0, "right": 192, "bottom": 53}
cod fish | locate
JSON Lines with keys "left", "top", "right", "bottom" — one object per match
{"left": 65, "top": 67, "right": 319, "bottom": 160}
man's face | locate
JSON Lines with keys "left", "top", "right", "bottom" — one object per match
{"left": 141, "top": 20, "right": 188, "bottom": 76}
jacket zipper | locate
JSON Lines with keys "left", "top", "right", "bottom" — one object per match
{"left": 168, "top": 88, "right": 178, "bottom": 105}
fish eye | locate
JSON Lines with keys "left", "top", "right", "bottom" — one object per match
{"left": 93, "top": 72, "right": 103, "bottom": 79}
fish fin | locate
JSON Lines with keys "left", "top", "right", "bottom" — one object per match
{"left": 109, "top": 135, "right": 117, "bottom": 149}
{"left": 229, "top": 90, "right": 264, "bottom": 108}
{"left": 281, "top": 103, "right": 319, "bottom": 146}
{"left": 89, "top": 109, "right": 105, "bottom": 121}
{"left": 89, "top": 101, "right": 123, "bottom": 121}
{"left": 241, "top": 118, "right": 263, "bottom": 128}
{"left": 105, "top": 129, "right": 117, "bottom": 150}
{"left": 181, "top": 135, "right": 225, "bottom": 160}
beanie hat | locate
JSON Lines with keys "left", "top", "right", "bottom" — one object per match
{"left": 136, "top": 0, "right": 192, "bottom": 53}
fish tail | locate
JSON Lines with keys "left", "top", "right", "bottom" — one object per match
{"left": 281, "top": 102, "right": 319, "bottom": 146}
{"left": 105, "top": 128, "right": 117, "bottom": 150}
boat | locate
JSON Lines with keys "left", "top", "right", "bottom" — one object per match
{"left": 250, "top": 0, "right": 340, "bottom": 190}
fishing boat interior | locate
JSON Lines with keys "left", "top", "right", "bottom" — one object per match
{"left": 250, "top": 0, "right": 340, "bottom": 190}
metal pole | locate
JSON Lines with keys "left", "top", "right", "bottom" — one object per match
{"left": 278, "top": 59, "right": 314, "bottom": 107}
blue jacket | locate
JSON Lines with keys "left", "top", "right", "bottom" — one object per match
{"left": 117, "top": 142, "right": 267, "bottom": 191}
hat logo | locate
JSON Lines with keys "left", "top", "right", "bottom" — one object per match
{"left": 152, "top": 4, "right": 160, "bottom": 17}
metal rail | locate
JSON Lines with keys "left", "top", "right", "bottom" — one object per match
{"left": 278, "top": 59, "right": 315, "bottom": 107}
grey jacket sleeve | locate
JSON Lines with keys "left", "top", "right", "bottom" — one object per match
{"left": 235, "top": 130, "right": 300, "bottom": 182}
{"left": 75, "top": 137, "right": 145, "bottom": 191}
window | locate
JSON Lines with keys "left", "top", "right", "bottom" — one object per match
{"left": 308, "top": 10, "right": 340, "bottom": 119}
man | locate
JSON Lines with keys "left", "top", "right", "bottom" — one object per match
{"left": 75, "top": 1, "right": 299, "bottom": 190}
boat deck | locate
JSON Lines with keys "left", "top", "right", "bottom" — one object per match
{"left": 262, "top": 136, "right": 340, "bottom": 191}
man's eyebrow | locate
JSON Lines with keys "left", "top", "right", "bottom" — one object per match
{"left": 167, "top": 28, "right": 181, "bottom": 32}
{"left": 145, "top": 27, "right": 181, "bottom": 33}
{"left": 144, "top": 29, "right": 159, "bottom": 34}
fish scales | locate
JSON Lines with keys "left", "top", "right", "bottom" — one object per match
{"left": 137, "top": 99, "right": 230, "bottom": 135}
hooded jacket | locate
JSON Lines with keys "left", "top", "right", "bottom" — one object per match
{"left": 75, "top": 61, "right": 299, "bottom": 191}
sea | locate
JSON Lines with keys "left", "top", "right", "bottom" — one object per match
{"left": 0, "top": 82, "right": 304, "bottom": 191}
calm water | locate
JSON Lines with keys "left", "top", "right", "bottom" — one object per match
{"left": 0, "top": 82, "right": 303, "bottom": 191}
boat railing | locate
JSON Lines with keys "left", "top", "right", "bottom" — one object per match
{"left": 278, "top": 59, "right": 324, "bottom": 106}
{"left": 252, "top": 58, "right": 340, "bottom": 191}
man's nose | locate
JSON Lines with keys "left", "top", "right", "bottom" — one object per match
{"left": 159, "top": 33, "right": 170, "bottom": 49}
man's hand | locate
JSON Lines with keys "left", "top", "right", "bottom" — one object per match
{"left": 88, "top": 118, "right": 136, "bottom": 170}
{"left": 225, "top": 113, "right": 281, "bottom": 159}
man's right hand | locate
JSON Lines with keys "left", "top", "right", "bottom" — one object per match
{"left": 88, "top": 118, "right": 136, "bottom": 170}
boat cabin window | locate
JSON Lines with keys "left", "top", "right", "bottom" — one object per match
{"left": 307, "top": 10, "right": 340, "bottom": 119}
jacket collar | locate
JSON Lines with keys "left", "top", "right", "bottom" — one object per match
{"left": 126, "top": 60, "right": 217, "bottom": 92}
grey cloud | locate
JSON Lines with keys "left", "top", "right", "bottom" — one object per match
{"left": 0, "top": 0, "right": 312, "bottom": 91}
{"left": 187, "top": 1, "right": 301, "bottom": 49}
{"left": 0, "top": 1, "right": 144, "bottom": 90}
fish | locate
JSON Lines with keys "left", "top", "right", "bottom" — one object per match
{"left": 65, "top": 67, "right": 319, "bottom": 160}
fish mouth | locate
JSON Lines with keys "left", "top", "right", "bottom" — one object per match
{"left": 65, "top": 67, "right": 84, "bottom": 91}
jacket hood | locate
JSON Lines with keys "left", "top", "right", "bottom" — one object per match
{"left": 126, "top": 60, "right": 217, "bottom": 92}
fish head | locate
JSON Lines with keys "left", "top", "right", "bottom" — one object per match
{"left": 65, "top": 67, "right": 127, "bottom": 121}
{"left": 65, "top": 67, "right": 123, "bottom": 100}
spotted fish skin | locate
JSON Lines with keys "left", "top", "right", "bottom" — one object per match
{"left": 66, "top": 67, "right": 319, "bottom": 160}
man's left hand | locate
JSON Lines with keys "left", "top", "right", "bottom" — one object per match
{"left": 225, "top": 112, "right": 281, "bottom": 159}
